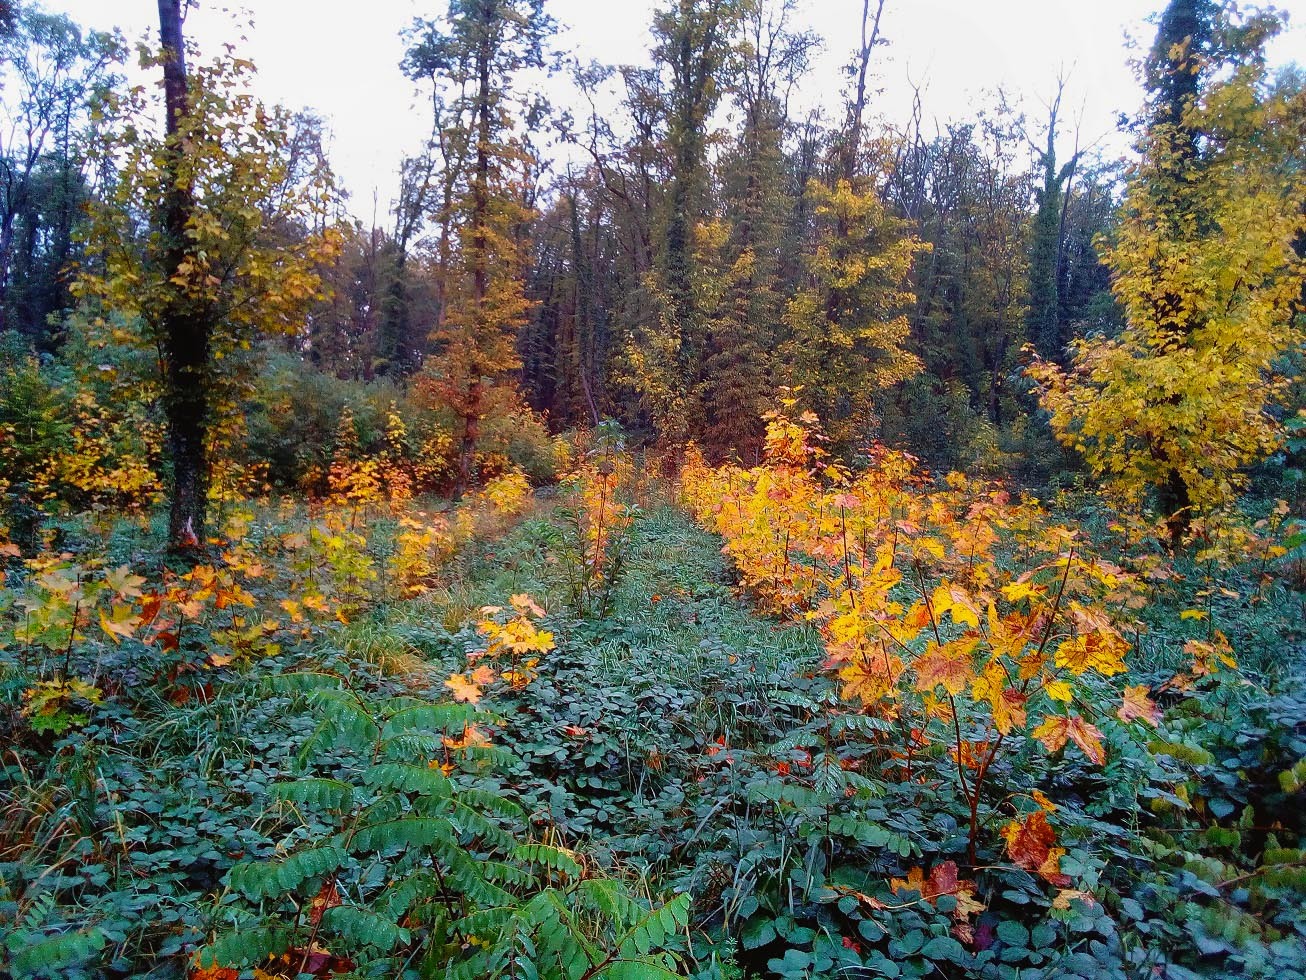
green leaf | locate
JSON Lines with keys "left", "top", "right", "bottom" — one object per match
{"left": 270, "top": 777, "right": 353, "bottom": 812}
{"left": 996, "top": 920, "right": 1029, "bottom": 947}
{"left": 351, "top": 817, "right": 452, "bottom": 854}
{"left": 363, "top": 763, "right": 452, "bottom": 799}
{"left": 511, "top": 843, "right": 582, "bottom": 878}
{"left": 229, "top": 845, "right": 346, "bottom": 899}
{"left": 598, "top": 961, "right": 684, "bottom": 980}
{"left": 8, "top": 928, "right": 105, "bottom": 977}
{"left": 199, "top": 927, "right": 294, "bottom": 969}
{"left": 382, "top": 702, "right": 482, "bottom": 739}
{"left": 323, "top": 904, "right": 409, "bottom": 952}
{"left": 921, "top": 935, "right": 970, "bottom": 964}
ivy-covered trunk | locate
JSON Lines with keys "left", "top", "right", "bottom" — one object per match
{"left": 157, "top": 0, "right": 209, "bottom": 551}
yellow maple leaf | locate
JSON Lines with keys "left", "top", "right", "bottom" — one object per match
{"left": 444, "top": 673, "right": 483, "bottom": 704}
{"left": 1044, "top": 679, "right": 1073, "bottom": 703}
{"left": 1054, "top": 631, "right": 1128, "bottom": 677}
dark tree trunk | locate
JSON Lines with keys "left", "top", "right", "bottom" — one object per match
{"left": 455, "top": 7, "right": 495, "bottom": 498}
{"left": 1159, "top": 467, "right": 1192, "bottom": 547}
{"left": 157, "top": 0, "right": 209, "bottom": 552}
{"left": 0, "top": 211, "right": 15, "bottom": 331}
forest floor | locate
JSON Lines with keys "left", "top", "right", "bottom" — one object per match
{"left": 3, "top": 489, "right": 1305, "bottom": 979}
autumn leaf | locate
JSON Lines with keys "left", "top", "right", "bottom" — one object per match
{"left": 1031, "top": 789, "right": 1058, "bottom": 812}
{"left": 444, "top": 673, "right": 483, "bottom": 704}
{"left": 443, "top": 723, "right": 492, "bottom": 752}
{"left": 1037, "top": 846, "right": 1072, "bottom": 887}
{"left": 1033, "top": 713, "right": 1105, "bottom": 764}
{"left": 890, "top": 865, "right": 926, "bottom": 896}
{"left": 914, "top": 636, "right": 979, "bottom": 695}
{"left": 1002, "top": 810, "right": 1056, "bottom": 873}
{"left": 99, "top": 604, "right": 140, "bottom": 643}
{"left": 971, "top": 659, "right": 1026, "bottom": 735}
{"left": 510, "top": 593, "right": 545, "bottom": 617}
{"left": 1044, "top": 679, "right": 1073, "bottom": 703}
{"left": 1054, "top": 631, "right": 1128, "bottom": 677}
{"left": 1117, "top": 684, "right": 1162, "bottom": 727}
{"left": 308, "top": 879, "right": 341, "bottom": 926}
{"left": 105, "top": 565, "right": 146, "bottom": 598}
{"left": 1052, "top": 888, "right": 1096, "bottom": 911}
{"left": 829, "top": 883, "right": 886, "bottom": 911}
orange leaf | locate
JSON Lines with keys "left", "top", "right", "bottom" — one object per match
{"left": 1032, "top": 713, "right": 1105, "bottom": 765}
{"left": 913, "top": 637, "right": 979, "bottom": 695}
{"left": 1117, "top": 684, "right": 1162, "bottom": 727}
{"left": 1031, "top": 715, "right": 1069, "bottom": 754}
{"left": 1037, "top": 846, "right": 1072, "bottom": 887}
{"left": 1002, "top": 810, "right": 1056, "bottom": 873}
{"left": 1065, "top": 715, "right": 1106, "bottom": 765}
{"left": 444, "top": 673, "right": 483, "bottom": 704}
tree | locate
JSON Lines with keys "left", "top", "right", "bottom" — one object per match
{"left": 1026, "top": 78, "right": 1083, "bottom": 359}
{"left": 624, "top": 0, "right": 739, "bottom": 442}
{"left": 1030, "top": 2, "right": 1305, "bottom": 539}
{"left": 76, "top": 5, "right": 339, "bottom": 550}
{"left": 701, "top": 0, "right": 818, "bottom": 456}
{"left": 781, "top": 178, "right": 926, "bottom": 449}
{"left": 405, "top": 0, "right": 553, "bottom": 494}
{"left": 0, "top": 4, "right": 119, "bottom": 344}
{"left": 840, "top": 0, "right": 887, "bottom": 183}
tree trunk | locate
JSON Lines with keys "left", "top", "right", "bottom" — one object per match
{"left": 1159, "top": 467, "right": 1192, "bottom": 547}
{"left": 157, "top": 0, "right": 209, "bottom": 552}
{"left": 843, "top": 0, "right": 886, "bottom": 183}
{"left": 0, "top": 211, "right": 16, "bottom": 332}
{"left": 454, "top": 11, "right": 494, "bottom": 499}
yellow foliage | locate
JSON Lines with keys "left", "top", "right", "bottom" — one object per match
{"left": 1028, "top": 52, "right": 1306, "bottom": 528}
{"left": 680, "top": 404, "right": 1155, "bottom": 841}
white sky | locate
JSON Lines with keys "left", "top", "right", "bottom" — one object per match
{"left": 51, "top": 0, "right": 1306, "bottom": 221}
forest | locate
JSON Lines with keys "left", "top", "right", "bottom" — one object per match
{"left": 0, "top": 0, "right": 1304, "bottom": 977}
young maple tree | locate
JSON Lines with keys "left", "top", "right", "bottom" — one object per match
{"left": 1029, "top": 2, "right": 1306, "bottom": 540}
{"left": 75, "top": 4, "right": 339, "bottom": 550}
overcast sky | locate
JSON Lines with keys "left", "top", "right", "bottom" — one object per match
{"left": 50, "top": 0, "right": 1306, "bottom": 221}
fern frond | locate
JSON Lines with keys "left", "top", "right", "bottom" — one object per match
{"left": 363, "top": 762, "right": 453, "bottom": 799}
{"left": 270, "top": 778, "right": 354, "bottom": 813}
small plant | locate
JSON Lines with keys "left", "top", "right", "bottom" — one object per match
{"left": 556, "top": 421, "right": 641, "bottom": 616}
